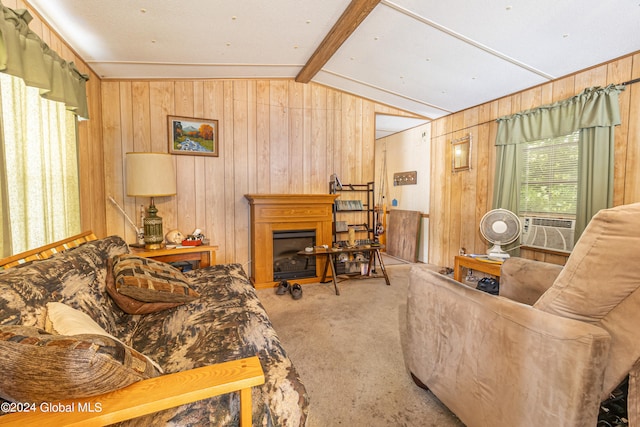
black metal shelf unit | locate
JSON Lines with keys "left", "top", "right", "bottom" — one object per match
{"left": 329, "top": 181, "right": 376, "bottom": 246}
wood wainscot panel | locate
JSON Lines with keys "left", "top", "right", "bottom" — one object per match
{"left": 245, "top": 194, "right": 338, "bottom": 288}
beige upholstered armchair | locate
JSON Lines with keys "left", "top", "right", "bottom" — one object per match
{"left": 407, "top": 202, "right": 640, "bottom": 427}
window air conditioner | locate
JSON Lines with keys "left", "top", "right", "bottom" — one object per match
{"left": 521, "top": 217, "right": 576, "bottom": 253}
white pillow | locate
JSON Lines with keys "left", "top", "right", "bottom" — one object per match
{"left": 46, "top": 301, "right": 116, "bottom": 337}
{"left": 45, "top": 302, "right": 163, "bottom": 373}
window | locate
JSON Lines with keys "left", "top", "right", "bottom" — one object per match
{"left": 0, "top": 73, "right": 80, "bottom": 255}
{"left": 519, "top": 131, "right": 579, "bottom": 218}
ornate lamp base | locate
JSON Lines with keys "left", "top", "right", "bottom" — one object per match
{"left": 143, "top": 201, "right": 165, "bottom": 250}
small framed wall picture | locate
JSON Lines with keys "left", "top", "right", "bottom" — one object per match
{"left": 168, "top": 115, "right": 219, "bottom": 157}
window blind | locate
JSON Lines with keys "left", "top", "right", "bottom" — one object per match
{"left": 519, "top": 131, "right": 579, "bottom": 217}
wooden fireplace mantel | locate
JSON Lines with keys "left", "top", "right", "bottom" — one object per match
{"left": 244, "top": 193, "right": 337, "bottom": 206}
{"left": 245, "top": 194, "right": 338, "bottom": 288}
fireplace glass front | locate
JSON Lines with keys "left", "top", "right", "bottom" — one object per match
{"left": 273, "top": 229, "right": 316, "bottom": 281}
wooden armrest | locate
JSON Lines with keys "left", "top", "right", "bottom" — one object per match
{"left": 0, "top": 231, "right": 97, "bottom": 269}
{"left": 0, "top": 356, "right": 265, "bottom": 427}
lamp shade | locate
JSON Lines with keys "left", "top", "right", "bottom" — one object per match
{"left": 126, "top": 152, "right": 176, "bottom": 197}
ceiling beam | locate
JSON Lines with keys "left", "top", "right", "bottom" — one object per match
{"left": 295, "top": 0, "right": 381, "bottom": 83}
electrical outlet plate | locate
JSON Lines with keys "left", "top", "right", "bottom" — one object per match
{"left": 393, "top": 171, "right": 417, "bottom": 186}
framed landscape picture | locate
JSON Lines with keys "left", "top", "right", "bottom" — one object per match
{"left": 168, "top": 115, "right": 219, "bottom": 157}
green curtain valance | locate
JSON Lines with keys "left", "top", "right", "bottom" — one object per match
{"left": 0, "top": 3, "right": 89, "bottom": 119}
{"left": 495, "top": 84, "right": 623, "bottom": 146}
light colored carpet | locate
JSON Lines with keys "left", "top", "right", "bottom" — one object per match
{"left": 257, "top": 264, "right": 465, "bottom": 427}
{"left": 380, "top": 252, "right": 412, "bottom": 266}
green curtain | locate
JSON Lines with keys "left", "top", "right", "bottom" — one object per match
{"left": 0, "top": 3, "right": 89, "bottom": 119}
{"left": 576, "top": 126, "right": 616, "bottom": 237}
{"left": 492, "top": 143, "right": 521, "bottom": 214}
{"left": 493, "top": 84, "right": 623, "bottom": 241}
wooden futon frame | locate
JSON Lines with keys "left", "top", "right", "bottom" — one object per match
{"left": 0, "top": 231, "right": 265, "bottom": 427}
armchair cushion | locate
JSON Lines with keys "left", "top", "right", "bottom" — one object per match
{"left": 534, "top": 203, "right": 640, "bottom": 322}
{"left": 500, "top": 257, "right": 563, "bottom": 305}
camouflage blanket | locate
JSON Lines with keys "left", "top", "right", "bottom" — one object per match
{"left": 0, "top": 236, "right": 308, "bottom": 426}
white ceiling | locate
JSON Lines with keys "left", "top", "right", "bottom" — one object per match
{"left": 27, "top": 0, "right": 640, "bottom": 128}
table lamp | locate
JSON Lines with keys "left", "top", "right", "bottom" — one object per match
{"left": 126, "top": 152, "right": 176, "bottom": 249}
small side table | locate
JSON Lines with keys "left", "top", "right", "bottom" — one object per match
{"left": 453, "top": 255, "right": 502, "bottom": 283}
{"left": 130, "top": 245, "right": 218, "bottom": 269}
{"left": 298, "top": 245, "right": 390, "bottom": 296}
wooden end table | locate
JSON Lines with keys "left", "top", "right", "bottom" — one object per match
{"left": 130, "top": 245, "right": 218, "bottom": 269}
{"left": 453, "top": 255, "right": 502, "bottom": 283}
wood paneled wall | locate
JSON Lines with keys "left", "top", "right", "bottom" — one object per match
{"left": 429, "top": 53, "right": 640, "bottom": 268}
{"left": 101, "top": 79, "right": 414, "bottom": 264}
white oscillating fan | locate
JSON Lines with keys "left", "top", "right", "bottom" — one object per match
{"left": 479, "top": 209, "right": 521, "bottom": 259}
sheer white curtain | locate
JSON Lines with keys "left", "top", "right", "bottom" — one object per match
{"left": 0, "top": 72, "right": 80, "bottom": 256}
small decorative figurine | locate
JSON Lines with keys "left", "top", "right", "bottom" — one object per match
{"left": 165, "top": 229, "right": 185, "bottom": 245}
